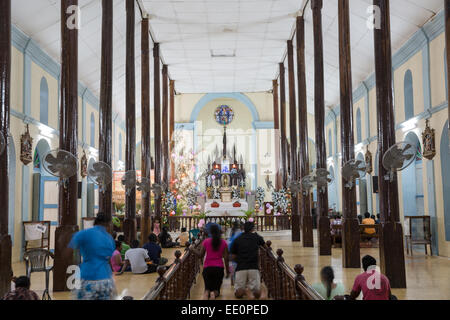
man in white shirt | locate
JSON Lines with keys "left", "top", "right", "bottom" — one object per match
{"left": 117, "top": 240, "right": 156, "bottom": 275}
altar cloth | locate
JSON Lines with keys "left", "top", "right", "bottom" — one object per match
{"left": 205, "top": 201, "right": 249, "bottom": 216}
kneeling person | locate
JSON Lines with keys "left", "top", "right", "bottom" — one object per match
{"left": 230, "top": 221, "right": 265, "bottom": 299}
{"left": 117, "top": 240, "right": 156, "bottom": 275}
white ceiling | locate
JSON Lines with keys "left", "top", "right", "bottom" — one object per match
{"left": 11, "top": 0, "right": 444, "bottom": 118}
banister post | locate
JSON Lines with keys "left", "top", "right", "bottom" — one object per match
{"left": 294, "top": 264, "right": 305, "bottom": 300}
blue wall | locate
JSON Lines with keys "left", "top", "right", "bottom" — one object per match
{"left": 39, "top": 77, "right": 49, "bottom": 125}
{"left": 440, "top": 121, "right": 450, "bottom": 240}
{"left": 404, "top": 70, "right": 414, "bottom": 121}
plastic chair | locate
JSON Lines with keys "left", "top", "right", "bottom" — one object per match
{"left": 189, "top": 228, "right": 200, "bottom": 242}
{"left": 23, "top": 249, "right": 54, "bottom": 300}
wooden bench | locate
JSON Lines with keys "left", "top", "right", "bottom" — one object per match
{"left": 330, "top": 223, "right": 380, "bottom": 248}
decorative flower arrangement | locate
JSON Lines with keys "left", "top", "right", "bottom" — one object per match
{"left": 213, "top": 187, "right": 221, "bottom": 200}
{"left": 272, "top": 188, "right": 288, "bottom": 214}
{"left": 240, "top": 180, "right": 246, "bottom": 188}
{"left": 163, "top": 190, "right": 177, "bottom": 214}
{"left": 256, "top": 187, "right": 265, "bottom": 206}
{"left": 186, "top": 188, "right": 198, "bottom": 208}
{"left": 230, "top": 168, "right": 238, "bottom": 175}
{"left": 232, "top": 187, "right": 240, "bottom": 200}
{"left": 233, "top": 201, "right": 241, "bottom": 208}
{"left": 213, "top": 168, "right": 221, "bottom": 176}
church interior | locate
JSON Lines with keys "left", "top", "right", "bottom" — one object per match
{"left": 0, "top": 0, "right": 450, "bottom": 301}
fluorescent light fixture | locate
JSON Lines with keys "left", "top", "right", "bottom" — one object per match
{"left": 211, "top": 49, "right": 236, "bottom": 58}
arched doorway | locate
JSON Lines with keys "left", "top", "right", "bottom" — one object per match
{"left": 440, "top": 121, "right": 450, "bottom": 241}
{"left": 328, "top": 165, "right": 337, "bottom": 212}
{"left": 356, "top": 153, "right": 368, "bottom": 215}
{"left": 32, "top": 139, "right": 58, "bottom": 250}
{"left": 401, "top": 132, "right": 424, "bottom": 216}
{"left": 8, "top": 137, "right": 16, "bottom": 244}
{"left": 86, "top": 158, "right": 99, "bottom": 218}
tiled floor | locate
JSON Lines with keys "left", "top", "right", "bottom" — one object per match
{"left": 12, "top": 231, "right": 450, "bottom": 300}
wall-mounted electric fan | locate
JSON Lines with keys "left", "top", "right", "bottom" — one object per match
{"left": 88, "top": 161, "right": 112, "bottom": 193}
{"left": 342, "top": 159, "right": 367, "bottom": 189}
{"left": 42, "top": 149, "right": 78, "bottom": 188}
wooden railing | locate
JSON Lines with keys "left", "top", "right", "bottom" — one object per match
{"left": 259, "top": 241, "right": 323, "bottom": 300}
{"left": 143, "top": 233, "right": 204, "bottom": 300}
{"left": 167, "top": 215, "right": 291, "bottom": 234}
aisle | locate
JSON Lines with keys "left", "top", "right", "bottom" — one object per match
{"left": 189, "top": 270, "right": 268, "bottom": 300}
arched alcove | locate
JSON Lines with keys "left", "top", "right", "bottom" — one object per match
{"left": 119, "top": 133, "right": 123, "bottom": 162}
{"left": 328, "top": 129, "right": 332, "bottom": 156}
{"left": 8, "top": 138, "right": 16, "bottom": 243}
{"left": 404, "top": 70, "right": 414, "bottom": 121}
{"left": 440, "top": 120, "right": 450, "bottom": 240}
{"left": 356, "top": 152, "right": 368, "bottom": 214}
{"left": 402, "top": 132, "right": 423, "bottom": 217}
{"left": 328, "top": 165, "right": 337, "bottom": 211}
{"left": 90, "top": 113, "right": 96, "bottom": 147}
{"left": 356, "top": 108, "right": 362, "bottom": 144}
{"left": 40, "top": 77, "right": 49, "bottom": 125}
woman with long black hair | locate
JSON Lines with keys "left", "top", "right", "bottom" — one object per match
{"left": 191, "top": 224, "right": 229, "bottom": 300}
{"left": 312, "top": 266, "right": 345, "bottom": 300}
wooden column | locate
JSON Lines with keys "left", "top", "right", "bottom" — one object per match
{"left": 287, "top": 40, "right": 300, "bottom": 242}
{"left": 446, "top": 1, "right": 450, "bottom": 145}
{"left": 123, "top": 0, "right": 136, "bottom": 243}
{"left": 311, "top": 0, "right": 331, "bottom": 256}
{"left": 0, "top": 0, "right": 12, "bottom": 297}
{"left": 279, "top": 63, "right": 287, "bottom": 188}
{"left": 162, "top": 65, "right": 169, "bottom": 187}
{"left": 154, "top": 43, "right": 162, "bottom": 219}
{"left": 98, "top": 0, "right": 113, "bottom": 230}
{"left": 54, "top": 0, "right": 80, "bottom": 291}
{"left": 339, "top": 0, "right": 360, "bottom": 268}
{"left": 140, "top": 17, "right": 152, "bottom": 245}
{"left": 169, "top": 80, "right": 175, "bottom": 182}
{"left": 273, "top": 79, "right": 282, "bottom": 190}
{"left": 373, "top": 0, "right": 406, "bottom": 288}
{"left": 296, "top": 16, "right": 314, "bottom": 247}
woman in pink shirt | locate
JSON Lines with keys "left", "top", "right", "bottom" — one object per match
{"left": 110, "top": 241, "right": 124, "bottom": 273}
{"left": 192, "top": 224, "right": 229, "bottom": 300}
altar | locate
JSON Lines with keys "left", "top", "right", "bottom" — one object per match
{"left": 205, "top": 201, "right": 249, "bottom": 217}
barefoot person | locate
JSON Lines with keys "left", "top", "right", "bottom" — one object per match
{"left": 69, "top": 213, "right": 117, "bottom": 300}
{"left": 230, "top": 221, "right": 265, "bottom": 299}
{"left": 191, "top": 224, "right": 229, "bottom": 300}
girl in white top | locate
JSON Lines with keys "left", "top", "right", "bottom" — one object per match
{"left": 312, "top": 266, "right": 345, "bottom": 300}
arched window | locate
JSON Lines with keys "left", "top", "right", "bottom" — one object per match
{"left": 356, "top": 108, "right": 362, "bottom": 144}
{"left": 328, "top": 129, "right": 332, "bottom": 156}
{"left": 40, "top": 77, "right": 49, "bottom": 125}
{"left": 90, "top": 113, "right": 95, "bottom": 147}
{"left": 404, "top": 70, "right": 414, "bottom": 121}
{"left": 119, "top": 133, "right": 123, "bottom": 161}
{"left": 445, "top": 49, "right": 448, "bottom": 100}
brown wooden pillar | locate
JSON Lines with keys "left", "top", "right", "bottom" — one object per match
{"left": 339, "top": 0, "right": 360, "bottom": 268}
{"left": 272, "top": 79, "right": 282, "bottom": 190}
{"left": 154, "top": 43, "right": 162, "bottom": 219}
{"left": 279, "top": 63, "right": 287, "bottom": 188}
{"left": 98, "top": 0, "right": 113, "bottom": 230}
{"left": 162, "top": 65, "right": 169, "bottom": 187}
{"left": 54, "top": 0, "right": 80, "bottom": 291}
{"left": 287, "top": 40, "right": 300, "bottom": 242}
{"left": 140, "top": 17, "right": 152, "bottom": 245}
{"left": 311, "top": 0, "right": 331, "bottom": 256}
{"left": 446, "top": 1, "right": 450, "bottom": 145}
{"left": 169, "top": 80, "right": 175, "bottom": 183}
{"left": 0, "top": 0, "right": 12, "bottom": 297}
{"left": 373, "top": 0, "right": 406, "bottom": 288}
{"left": 123, "top": 0, "right": 136, "bottom": 243}
{"left": 296, "top": 16, "right": 314, "bottom": 247}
